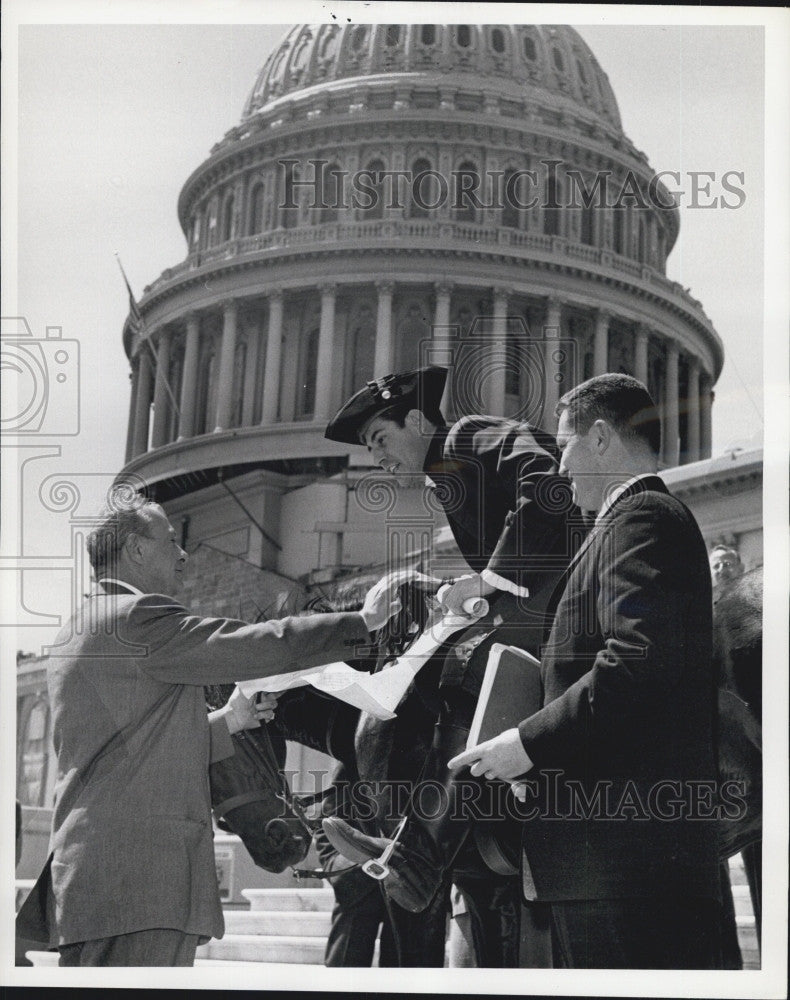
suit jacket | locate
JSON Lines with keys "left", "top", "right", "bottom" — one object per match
{"left": 40, "top": 583, "right": 370, "bottom": 947}
{"left": 424, "top": 416, "right": 582, "bottom": 601}
{"left": 517, "top": 476, "right": 720, "bottom": 902}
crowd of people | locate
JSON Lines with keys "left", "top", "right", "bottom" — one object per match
{"left": 16, "top": 364, "right": 761, "bottom": 970}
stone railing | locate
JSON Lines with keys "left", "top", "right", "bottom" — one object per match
{"left": 142, "top": 218, "right": 712, "bottom": 327}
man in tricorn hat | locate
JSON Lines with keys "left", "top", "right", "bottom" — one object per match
{"left": 322, "top": 365, "right": 582, "bottom": 966}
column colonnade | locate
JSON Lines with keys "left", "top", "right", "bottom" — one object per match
{"left": 125, "top": 280, "right": 713, "bottom": 468}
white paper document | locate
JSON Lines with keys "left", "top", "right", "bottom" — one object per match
{"left": 237, "top": 598, "right": 489, "bottom": 721}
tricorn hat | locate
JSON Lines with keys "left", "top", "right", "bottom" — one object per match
{"left": 324, "top": 366, "right": 448, "bottom": 445}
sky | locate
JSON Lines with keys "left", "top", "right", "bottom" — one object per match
{"left": 1, "top": 5, "right": 783, "bottom": 655}
{"left": 1, "top": 3, "right": 788, "bottom": 994}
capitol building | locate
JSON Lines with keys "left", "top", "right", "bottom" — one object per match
{"left": 115, "top": 23, "right": 760, "bottom": 617}
{"left": 17, "top": 23, "right": 762, "bottom": 933}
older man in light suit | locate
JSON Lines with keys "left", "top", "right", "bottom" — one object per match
{"left": 30, "top": 495, "right": 398, "bottom": 967}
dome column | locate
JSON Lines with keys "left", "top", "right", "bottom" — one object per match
{"left": 214, "top": 300, "right": 238, "bottom": 432}
{"left": 700, "top": 374, "right": 713, "bottom": 459}
{"left": 261, "top": 290, "right": 284, "bottom": 424}
{"left": 131, "top": 350, "right": 153, "bottom": 457}
{"left": 593, "top": 308, "right": 610, "bottom": 375}
{"left": 315, "top": 284, "right": 336, "bottom": 421}
{"left": 634, "top": 324, "right": 649, "bottom": 385}
{"left": 373, "top": 281, "right": 395, "bottom": 376}
{"left": 178, "top": 313, "right": 201, "bottom": 439}
{"left": 542, "top": 297, "right": 563, "bottom": 430}
{"left": 433, "top": 281, "right": 454, "bottom": 416}
{"left": 663, "top": 341, "right": 680, "bottom": 467}
{"left": 686, "top": 357, "right": 701, "bottom": 464}
{"left": 151, "top": 328, "right": 173, "bottom": 449}
{"left": 241, "top": 311, "right": 263, "bottom": 427}
{"left": 125, "top": 363, "right": 139, "bottom": 464}
{"left": 488, "top": 286, "right": 510, "bottom": 416}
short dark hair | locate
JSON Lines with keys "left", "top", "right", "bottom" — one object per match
{"left": 86, "top": 492, "right": 157, "bottom": 578}
{"left": 358, "top": 401, "right": 444, "bottom": 442}
{"left": 556, "top": 373, "right": 661, "bottom": 456}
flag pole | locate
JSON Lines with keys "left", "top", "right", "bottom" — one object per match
{"left": 115, "top": 253, "right": 181, "bottom": 420}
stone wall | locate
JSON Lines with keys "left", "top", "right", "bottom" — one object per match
{"left": 179, "top": 542, "right": 307, "bottom": 622}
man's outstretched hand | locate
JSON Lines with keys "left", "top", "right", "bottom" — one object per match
{"left": 359, "top": 575, "right": 403, "bottom": 632}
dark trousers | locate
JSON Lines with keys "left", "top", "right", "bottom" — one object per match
{"left": 325, "top": 880, "right": 448, "bottom": 967}
{"left": 550, "top": 897, "right": 723, "bottom": 969}
{"left": 58, "top": 928, "right": 200, "bottom": 966}
{"left": 452, "top": 872, "right": 552, "bottom": 968}
{"left": 324, "top": 886, "right": 386, "bottom": 967}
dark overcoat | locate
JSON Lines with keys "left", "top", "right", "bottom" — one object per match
{"left": 517, "top": 476, "right": 720, "bottom": 902}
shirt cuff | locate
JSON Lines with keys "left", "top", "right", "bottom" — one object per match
{"left": 480, "top": 569, "right": 530, "bottom": 599}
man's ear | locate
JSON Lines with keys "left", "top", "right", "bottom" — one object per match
{"left": 590, "top": 419, "right": 612, "bottom": 454}
{"left": 404, "top": 409, "right": 423, "bottom": 432}
{"left": 124, "top": 531, "right": 146, "bottom": 566}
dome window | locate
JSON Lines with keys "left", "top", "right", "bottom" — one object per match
{"left": 221, "top": 194, "right": 235, "bottom": 242}
{"left": 291, "top": 34, "right": 311, "bottom": 75}
{"left": 552, "top": 47, "right": 565, "bottom": 72}
{"left": 421, "top": 25, "right": 436, "bottom": 46}
{"left": 522, "top": 35, "right": 537, "bottom": 61}
{"left": 409, "top": 157, "right": 434, "bottom": 219}
{"left": 453, "top": 161, "right": 480, "bottom": 223}
{"left": 318, "top": 162, "right": 342, "bottom": 224}
{"left": 456, "top": 25, "right": 471, "bottom": 48}
{"left": 543, "top": 175, "right": 562, "bottom": 237}
{"left": 580, "top": 203, "right": 594, "bottom": 246}
{"left": 359, "top": 159, "right": 386, "bottom": 220}
{"left": 249, "top": 183, "right": 266, "bottom": 235}
{"left": 501, "top": 169, "right": 522, "bottom": 229}
{"left": 351, "top": 25, "right": 368, "bottom": 52}
{"left": 491, "top": 28, "right": 506, "bottom": 54}
{"left": 319, "top": 25, "right": 340, "bottom": 61}
{"left": 385, "top": 25, "right": 400, "bottom": 47}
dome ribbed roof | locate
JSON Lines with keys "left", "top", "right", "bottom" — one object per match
{"left": 241, "top": 23, "right": 622, "bottom": 130}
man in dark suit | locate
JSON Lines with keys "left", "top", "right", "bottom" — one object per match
{"left": 449, "top": 373, "right": 722, "bottom": 968}
{"left": 25, "top": 495, "right": 398, "bottom": 967}
{"left": 321, "top": 366, "right": 577, "bottom": 966}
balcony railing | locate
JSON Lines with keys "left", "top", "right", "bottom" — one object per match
{"left": 143, "top": 218, "right": 710, "bottom": 325}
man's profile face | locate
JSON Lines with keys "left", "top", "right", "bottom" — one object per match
{"left": 556, "top": 409, "right": 603, "bottom": 515}
{"left": 135, "top": 504, "right": 187, "bottom": 597}
{"left": 362, "top": 412, "right": 430, "bottom": 475}
{"left": 709, "top": 547, "right": 743, "bottom": 588}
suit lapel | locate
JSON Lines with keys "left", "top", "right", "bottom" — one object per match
{"left": 542, "top": 475, "right": 667, "bottom": 640}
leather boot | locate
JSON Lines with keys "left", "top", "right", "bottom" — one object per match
{"left": 323, "top": 719, "right": 484, "bottom": 913}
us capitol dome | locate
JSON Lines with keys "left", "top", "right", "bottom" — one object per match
{"left": 119, "top": 23, "right": 729, "bottom": 611}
